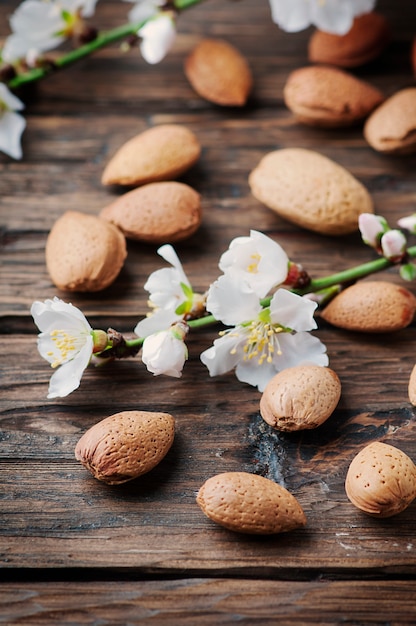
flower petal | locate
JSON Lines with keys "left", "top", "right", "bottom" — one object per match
{"left": 200, "top": 331, "right": 246, "bottom": 377}
{"left": 31, "top": 297, "right": 92, "bottom": 333}
{"left": 46, "top": 335, "right": 93, "bottom": 398}
{"left": 138, "top": 14, "right": 176, "bottom": 64}
{"left": 134, "top": 309, "right": 180, "bottom": 337}
{"left": 270, "top": 289, "right": 317, "bottom": 331}
{"left": 205, "top": 274, "right": 261, "bottom": 326}
{"left": 219, "top": 230, "right": 289, "bottom": 298}
{"left": 0, "top": 111, "right": 26, "bottom": 160}
{"left": 142, "top": 329, "right": 187, "bottom": 377}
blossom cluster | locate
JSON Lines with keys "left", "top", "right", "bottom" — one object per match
{"left": 31, "top": 230, "right": 329, "bottom": 399}
{"left": 0, "top": 0, "right": 377, "bottom": 160}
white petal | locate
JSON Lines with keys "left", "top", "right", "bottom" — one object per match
{"left": 200, "top": 331, "right": 245, "bottom": 377}
{"left": 219, "top": 230, "right": 289, "bottom": 298}
{"left": 274, "top": 332, "right": 329, "bottom": 370}
{"left": 270, "top": 289, "right": 317, "bottom": 331}
{"left": 205, "top": 274, "right": 260, "bottom": 326}
{"left": 235, "top": 357, "right": 274, "bottom": 391}
{"left": 31, "top": 298, "right": 92, "bottom": 333}
{"left": 46, "top": 336, "right": 93, "bottom": 398}
{"left": 0, "top": 112, "right": 26, "bottom": 160}
{"left": 269, "top": 0, "right": 311, "bottom": 32}
{"left": 138, "top": 14, "right": 176, "bottom": 64}
{"left": 142, "top": 331, "right": 186, "bottom": 377}
{"left": 134, "top": 309, "right": 180, "bottom": 337}
{"left": 311, "top": 0, "right": 353, "bottom": 35}
{"left": 128, "top": 0, "right": 163, "bottom": 23}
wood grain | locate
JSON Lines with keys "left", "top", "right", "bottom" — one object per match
{"left": 1, "top": 0, "right": 416, "bottom": 621}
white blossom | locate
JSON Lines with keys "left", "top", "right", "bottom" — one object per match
{"left": 201, "top": 278, "right": 328, "bottom": 391}
{"left": 269, "top": 0, "right": 376, "bottom": 35}
{"left": 137, "top": 13, "right": 176, "bottom": 64}
{"left": 134, "top": 244, "right": 202, "bottom": 338}
{"left": 31, "top": 297, "right": 96, "bottom": 398}
{"left": 3, "top": 0, "right": 99, "bottom": 63}
{"left": 0, "top": 84, "right": 26, "bottom": 160}
{"left": 124, "top": 0, "right": 164, "bottom": 24}
{"left": 142, "top": 322, "right": 188, "bottom": 377}
{"left": 218, "top": 230, "right": 289, "bottom": 298}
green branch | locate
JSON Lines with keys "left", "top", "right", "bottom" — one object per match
{"left": 7, "top": 0, "right": 204, "bottom": 90}
{"left": 111, "top": 245, "right": 416, "bottom": 354}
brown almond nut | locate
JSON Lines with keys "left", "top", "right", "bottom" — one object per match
{"left": 248, "top": 148, "right": 373, "bottom": 235}
{"left": 363, "top": 88, "right": 416, "bottom": 155}
{"left": 260, "top": 365, "right": 341, "bottom": 431}
{"left": 184, "top": 38, "right": 252, "bottom": 106}
{"left": 45, "top": 210, "right": 127, "bottom": 292}
{"left": 100, "top": 181, "right": 201, "bottom": 244}
{"left": 196, "top": 472, "right": 306, "bottom": 534}
{"left": 320, "top": 280, "right": 416, "bottom": 333}
{"left": 345, "top": 442, "right": 416, "bottom": 517}
{"left": 283, "top": 65, "right": 384, "bottom": 128}
{"left": 408, "top": 364, "right": 416, "bottom": 406}
{"left": 75, "top": 410, "right": 175, "bottom": 485}
{"left": 308, "top": 12, "right": 390, "bottom": 68}
{"left": 101, "top": 124, "right": 201, "bottom": 187}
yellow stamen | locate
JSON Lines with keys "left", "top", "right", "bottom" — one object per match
{"left": 50, "top": 329, "right": 83, "bottom": 368}
{"left": 246, "top": 252, "right": 261, "bottom": 274}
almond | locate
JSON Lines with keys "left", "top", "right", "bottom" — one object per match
{"left": 260, "top": 365, "right": 341, "bottom": 431}
{"left": 101, "top": 124, "right": 201, "bottom": 187}
{"left": 196, "top": 472, "right": 306, "bottom": 534}
{"left": 308, "top": 12, "right": 390, "bottom": 68}
{"left": 364, "top": 87, "right": 416, "bottom": 155}
{"left": 45, "top": 210, "right": 127, "bottom": 292}
{"left": 75, "top": 410, "right": 175, "bottom": 485}
{"left": 248, "top": 148, "right": 373, "bottom": 235}
{"left": 320, "top": 280, "right": 416, "bottom": 332}
{"left": 100, "top": 181, "right": 201, "bottom": 243}
{"left": 407, "top": 364, "right": 416, "bottom": 406}
{"left": 345, "top": 442, "right": 416, "bottom": 517}
{"left": 283, "top": 65, "right": 384, "bottom": 128}
{"left": 184, "top": 38, "right": 252, "bottom": 106}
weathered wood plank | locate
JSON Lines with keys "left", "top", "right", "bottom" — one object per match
{"left": 1, "top": 579, "right": 416, "bottom": 625}
{"left": 1, "top": 0, "right": 416, "bottom": 597}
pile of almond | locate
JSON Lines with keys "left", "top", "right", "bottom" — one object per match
{"left": 46, "top": 123, "right": 203, "bottom": 292}
{"left": 58, "top": 9, "right": 416, "bottom": 535}
{"left": 281, "top": 11, "right": 416, "bottom": 156}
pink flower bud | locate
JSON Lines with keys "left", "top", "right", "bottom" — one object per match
{"left": 358, "top": 213, "right": 389, "bottom": 249}
{"left": 380, "top": 230, "right": 407, "bottom": 262}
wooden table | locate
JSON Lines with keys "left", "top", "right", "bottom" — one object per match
{"left": 2, "top": 0, "right": 416, "bottom": 622}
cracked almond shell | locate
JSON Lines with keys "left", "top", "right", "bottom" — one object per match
{"left": 320, "top": 280, "right": 416, "bottom": 332}
{"left": 45, "top": 210, "right": 127, "bottom": 292}
{"left": 345, "top": 442, "right": 416, "bottom": 517}
{"left": 196, "top": 471, "right": 306, "bottom": 535}
{"left": 260, "top": 365, "right": 341, "bottom": 431}
{"left": 75, "top": 410, "right": 175, "bottom": 485}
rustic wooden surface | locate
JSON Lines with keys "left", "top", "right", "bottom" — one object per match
{"left": 1, "top": 0, "right": 416, "bottom": 623}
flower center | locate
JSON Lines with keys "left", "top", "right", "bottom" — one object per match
{"left": 243, "top": 319, "right": 285, "bottom": 365}
{"left": 246, "top": 252, "right": 261, "bottom": 274}
{"left": 47, "top": 329, "right": 85, "bottom": 367}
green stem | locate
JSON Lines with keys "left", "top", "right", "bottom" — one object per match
{"left": 96, "top": 246, "right": 416, "bottom": 355}
{"left": 7, "top": 0, "right": 204, "bottom": 90}
{"left": 298, "top": 245, "right": 416, "bottom": 295}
